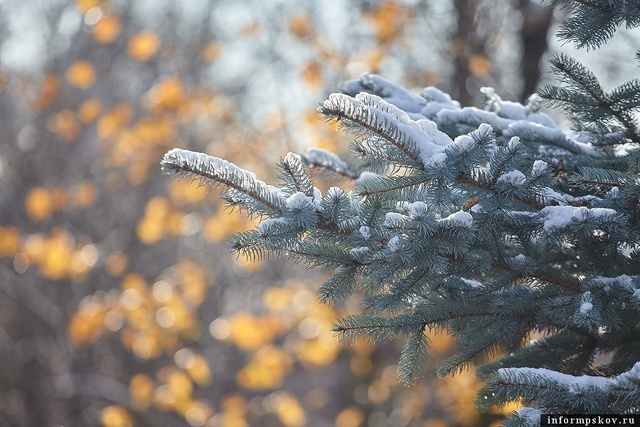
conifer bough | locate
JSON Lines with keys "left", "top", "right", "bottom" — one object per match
{"left": 162, "top": 1, "right": 640, "bottom": 424}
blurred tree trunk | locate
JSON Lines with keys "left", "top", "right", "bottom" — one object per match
{"left": 517, "top": 0, "right": 554, "bottom": 101}
{"left": 451, "top": 0, "right": 484, "bottom": 106}
{"left": 452, "top": 0, "right": 554, "bottom": 104}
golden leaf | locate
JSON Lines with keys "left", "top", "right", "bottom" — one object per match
{"left": 236, "top": 345, "right": 292, "bottom": 389}
{"left": 272, "top": 393, "right": 307, "bottom": 427}
{"left": 39, "top": 230, "right": 75, "bottom": 280}
{"left": 79, "top": 98, "right": 102, "bottom": 123}
{"left": 288, "top": 14, "right": 313, "bottom": 38}
{"left": 301, "top": 61, "right": 322, "bottom": 87}
{"left": 49, "top": 109, "right": 80, "bottom": 141}
{"left": 167, "top": 369, "right": 193, "bottom": 401}
{"left": 228, "top": 312, "right": 283, "bottom": 351}
{"left": 31, "top": 74, "right": 60, "bottom": 111}
{"left": 97, "top": 102, "right": 133, "bottom": 139}
{"left": 145, "top": 76, "right": 185, "bottom": 110}
{"left": 25, "top": 187, "right": 53, "bottom": 221}
{"left": 66, "top": 60, "right": 96, "bottom": 89}
{"left": 75, "top": 0, "right": 100, "bottom": 13}
{"left": 469, "top": 54, "right": 492, "bottom": 78}
{"left": 0, "top": 226, "right": 20, "bottom": 257}
{"left": 105, "top": 252, "right": 128, "bottom": 277}
{"left": 92, "top": 14, "right": 121, "bottom": 44}
{"left": 200, "top": 42, "right": 222, "bottom": 62}
{"left": 99, "top": 405, "right": 133, "bottom": 427}
{"left": 335, "top": 406, "right": 365, "bottom": 427}
{"left": 127, "top": 31, "right": 160, "bottom": 62}
{"left": 130, "top": 374, "right": 154, "bottom": 411}
{"left": 186, "top": 354, "right": 212, "bottom": 386}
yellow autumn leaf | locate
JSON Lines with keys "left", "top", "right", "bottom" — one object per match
{"left": 66, "top": 60, "right": 96, "bottom": 89}
{"left": 105, "top": 252, "right": 128, "bottom": 277}
{"left": 132, "top": 330, "right": 161, "bottom": 359}
{"left": 68, "top": 309, "right": 104, "bottom": 347}
{"left": 49, "top": 109, "right": 80, "bottom": 141}
{"left": 335, "top": 406, "right": 365, "bottom": 427}
{"left": 469, "top": 54, "right": 492, "bottom": 77}
{"left": 227, "top": 312, "right": 283, "bottom": 351}
{"left": 0, "top": 226, "right": 20, "bottom": 257}
{"left": 185, "top": 400, "right": 213, "bottom": 427}
{"left": 366, "top": 0, "right": 407, "bottom": 43}
{"left": 145, "top": 76, "right": 185, "bottom": 110}
{"left": 130, "top": 373, "right": 154, "bottom": 411}
{"left": 71, "top": 181, "right": 98, "bottom": 208}
{"left": 200, "top": 42, "right": 222, "bottom": 62}
{"left": 236, "top": 345, "right": 292, "bottom": 389}
{"left": 25, "top": 187, "right": 54, "bottom": 222}
{"left": 167, "top": 369, "right": 193, "bottom": 401}
{"left": 301, "top": 61, "right": 323, "bottom": 87}
{"left": 39, "top": 230, "right": 75, "bottom": 280}
{"left": 186, "top": 354, "right": 212, "bottom": 386}
{"left": 296, "top": 334, "right": 341, "bottom": 368}
{"left": 99, "top": 405, "right": 133, "bottom": 427}
{"left": 217, "top": 395, "right": 250, "bottom": 426}
{"left": 177, "top": 259, "right": 207, "bottom": 306}
{"left": 263, "top": 287, "right": 295, "bottom": 313}
{"left": 288, "top": 14, "right": 313, "bottom": 38}
{"left": 32, "top": 73, "right": 60, "bottom": 111}
{"left": 78, "top": 98, "right": 102, "bottom": 123}
{"left": 127, "top": 30, "right": 160, "bottom": 61}
{"left": 92, "top": 14, "right": 121, "bottom": 44}
{"left": 75, "top": 0, "right": 100, "bottom": 13}
{"left": 97, "top": 102, "right": 133, "bottom": 139}
{"left": 168, "top": 180, "right": 207, "bottom": 206}
{"left": 272, "top": 393, "right": 307, "bottom": 427}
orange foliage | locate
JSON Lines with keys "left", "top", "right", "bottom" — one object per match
{"left": 99, "top": 405, "right": 133, "bottom": 427}
{"left": 200, "top": 42, "right": 222, "bottom": 62}
{"left": 130, "top": 374, "right": 155, "bottom": 411}
{"left": 49, "top": 109, "right": 80, "bottom": 141}
{"left": 236, "top": 345, "right": 293, "bottom": 389}
{"left": 66, "top": 60, "right": 97, "bottom": 89}
{"left": 335, "top": 406, "right": 365, "bottom": 427}
{"left": 0, "top": 226, "right": 20, "bottom": 257}
{"left": 288, "top": 14, "right": 313, "bottom": 39}
{"left": 366, "top": 0, "right": 410, "bottom": 44}
{"left": 145, "top": 76, "right": 185, "bottom": 111}
{"left": 31, "top": 73, "right": 60, "bottom": 111}
{"left": 127, "top": 30, "right": 160, "bottom": 61}
{"left": 271, "top": 392, "right": 307, "bottom": 427}
{"left": 97, "top": 102, "right": 133, "bottom": 139}
{"left": 301, "top": 61, "right": 323, "bottom": 87}
{"left": 136, "top": 197, "right": 182, "bottom": 244}
{"left": 69, "top": 297, "right": 107, "bottom": 346}
{"left": 25, "top": 187, "right": 54, "bottom": 222}
{"left": 227, "top": 312, "right": 283, "bottom": 351}
{"left": 75, "top": 0, "right": 101, "bottom": 14}
{"left": 78, "top": 98, "right": 102, "bottom": 123}
{"left": 469, "top": 54, "right": 492, "bottom": 77}
{"left": 92, "top": 14, "right": 121, "bottom": 44}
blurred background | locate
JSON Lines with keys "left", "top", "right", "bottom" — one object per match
{"left": 0, "top": 1, "right": 638, "bottom": 426}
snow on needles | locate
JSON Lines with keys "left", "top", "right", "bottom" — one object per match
{"left": 497, "top": 170, "right": 526, "bottom": 186}
{"left": 541, "top": 206, "right": 617, "bottom": 231}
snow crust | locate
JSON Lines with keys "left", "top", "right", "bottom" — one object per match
{"left": 497, "top": 170, "right": 526, "bottom": 186}
{"left": 499, "top": 367, "right": 609, "bottom": 393}
{"left": 359, "top": 225, "right": 371, "bottom": 240}
{"left": 540, "top": 206, "right": 616, "bottom": 231}
{"left": 439, "top": 211, "right": 473, "bottom": 227}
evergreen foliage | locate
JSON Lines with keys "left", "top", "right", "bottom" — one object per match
{"left": 162, "top": 2, "right": 640, "bottom": 425}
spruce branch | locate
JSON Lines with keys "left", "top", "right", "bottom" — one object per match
{"left": 161, "top": 148, "right": 285, "bottom": 216}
